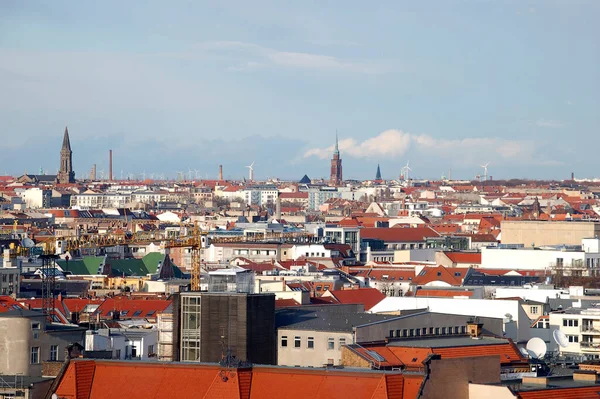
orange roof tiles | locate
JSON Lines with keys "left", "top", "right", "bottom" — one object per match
{"left": 0, "top": 296, "right": 25, "bottom": 313}
{"left": 517, "top": 386, "right": 600, "bottom": 399}
{"left": 411, "top": 265, "right": 468, "bottom": 286}
{"left": 326, "top": 288, "right": 386, "bottom": 311}
{"left": 95, "top": 297, "right": 171, "bottom": 318}
{"left": 443, "top": 252, "right": 481, "bottom": 264}
{"left": 54, "top": 360, "right": 419, "bottom": 399}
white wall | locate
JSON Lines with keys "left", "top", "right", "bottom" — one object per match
{"left": 369, "top": 297, "right": 530, "bottom": 342}
{"left": 495, "top": 287, "right": 569, "bottom": 302}
{"left": 481, "top": 247, "right": 587, "bottom": 270}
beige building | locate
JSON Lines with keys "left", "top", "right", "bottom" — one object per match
{"left": 501, "top": 220, "right": 600, "bottom": 246}
{"left": 0, "top": 309, "right": 85, "bottom": 376}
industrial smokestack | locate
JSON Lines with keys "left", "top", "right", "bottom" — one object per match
{"left": 109, "top": 150, "right": 113, "bottom": 181}
{"left": 219, "top": 165, "right": 223, "bottom": 181}
{"left": 571, "top": 172, "right": 575, "bottom": 181}
{"left": 275, "top": 192, "right": 281, "bottom": 221}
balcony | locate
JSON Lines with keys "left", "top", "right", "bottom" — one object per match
{"left": 580, "top": 342, "right": 600, "bottom": 351}
{"left": 581, "top": 327, "right": 600, "bottom": 335}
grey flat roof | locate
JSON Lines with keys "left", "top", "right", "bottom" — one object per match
{"left": 387, "top": 336, "right": 511, "bottom": 348}
{"left": 276, "top": 308, "right": 396, "bottom": 332}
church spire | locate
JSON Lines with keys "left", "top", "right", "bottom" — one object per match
{"left": 334, "top": 130, "right": 339, "bottom": 155}
{"left": 62, "top": 126, "right": 71, "bottom": 151}
{"left": 376, "top": 164, "right": 381, "bottom": 181}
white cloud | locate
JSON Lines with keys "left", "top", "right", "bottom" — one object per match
{"left": 197, "top": 41, "right": 386, "bottom": 74}
{"left": 536, "top": 119, "right": 564, "bottom": 128}
{"left": 304, "top": 129, "right": 549, "bottom": 166}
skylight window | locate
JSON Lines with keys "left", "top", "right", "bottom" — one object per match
{"left": 133, "top": 310, "right": 142, "bottom": 317}
{"left": 146, "top": 310, "right": 156, "bottom": 317}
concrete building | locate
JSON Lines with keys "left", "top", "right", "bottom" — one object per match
{"left": 501, "top": 220, "right": 600, "bottom": 246}
{"left": 0, "top": 309, "right": 85, "bottom": 376}
{"left": 85, "top": 327, "right": 158, "bottom": 360}
{"left": 481, "top": 238, "right": 600, "bottom": 276}
{"left": 370, "top": 297, "right": 530, "bottom": 343}
{"left": 21, "top": 188, "right": 52, "bottom": 209}
{"left": 176, "top": 292, "right": 276, "bottom": 365}
{"left": 549, "top": 306, "right": 600, "bottom": 361}
{"left": 275, "top": 306, "right": 503, "bottom": 367}
{"left": 1, "top": 250, "right": 20, "bottom": 295}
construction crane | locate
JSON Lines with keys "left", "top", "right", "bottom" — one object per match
{"left": 10, "top": 224, "right": 209, "bottom": 317}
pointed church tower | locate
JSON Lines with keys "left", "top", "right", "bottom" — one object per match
{"left": 57, "top": 126, "right": 75, "bottom": 184}
{"left": 330, "top": 132, "right": 343, "bottom": 186}
{"left": 375, "top": 164, "right": 382, "bottom": 181}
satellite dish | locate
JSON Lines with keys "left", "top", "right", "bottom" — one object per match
{"left": 519, "top": 347, "right": 530, "bottom": 357}
{"left": 22, "top": 238, "right": 35, "bottom": 248}
{"left": 526, "top": 337, "right": 547, "bottom": 359}
{"left": 553, "top": 330, "right": 569, "bottom": 348}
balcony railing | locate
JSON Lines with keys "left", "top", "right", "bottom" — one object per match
{"left": 581, "top": 327, "right": 600, "bottom": 334}
{"left": 580, "top": 342, "right": 600, "bottom": 351}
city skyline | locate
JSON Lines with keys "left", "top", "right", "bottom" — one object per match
{"left": 1, "top": 1, "right": 599, "bottom": 180}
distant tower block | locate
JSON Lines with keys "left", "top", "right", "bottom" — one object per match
{"left": 57, "top": 126, "right": 75, "bottom": 184}
{"left": 109, "top": 150, "right": 113, "bottom": 181}
{"left": 329, "top": 132, "right": 343, "bottom": 186}
{"left": 219, "top": 165, "right": 223, "bottom": 181}
{"left": 90, "top": 164, "right": 97, "bottom": 181}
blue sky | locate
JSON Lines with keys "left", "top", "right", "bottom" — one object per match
{"left": 1, "top": 1, "right": 598, "bottom": 181}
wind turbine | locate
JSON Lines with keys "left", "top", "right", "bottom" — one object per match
{"left": 402, "top": 161, "right": 412, "bottom": 181}
{"left": 480, "top": 162, "right": 490, "bottom": 182}
{"left": 246, "top": 162, "right": 255, "bottom": 181}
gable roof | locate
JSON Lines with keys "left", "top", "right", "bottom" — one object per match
{"left": 325, "top": 288, "right": 386, "bottom": 311}
{"left": 54, "top": 359, "right": 421, "bottom": 399}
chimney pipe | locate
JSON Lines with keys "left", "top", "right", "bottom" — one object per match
{"left": 275, "top": 192, "right": 281, "bottom": 221}
{"left": 109, "top": 149, "right": 113, "bottom": 181}
{"left": 219, "top": 165, "right": 223, "bottom": 181}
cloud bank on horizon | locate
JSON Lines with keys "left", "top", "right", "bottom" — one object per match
{"left": 303, "top": 129, "right": 557, "bottom": 167}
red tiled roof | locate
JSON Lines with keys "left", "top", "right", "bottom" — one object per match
{"left": 360, "top": 227, "right": 440, "bottom": 243}
{"left": 0, "top": 296, "right": 25, "bottom": 313}
{"left": 275, "top": 299, "right": 300, "bottom": 308}
{"left": 326, "top": 288, "right": 386, "bottom": 311}
{"left": 517, "top": 386, "right": 600, "bottom": 399}
{"left": 54, "top": 359, "right": 419, "bottom": 399}
{"left": 443, "top": 252, "right": 481, "bottom": 264}
{"left": 411, "top": 265, "right": 468, "bottom": 286}
{"left": 279, "top": 192, "right": 308, "bottom": 199}
{"left": 95, "top": 297, "right": 171, "bottom": 318}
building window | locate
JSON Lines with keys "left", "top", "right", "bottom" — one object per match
{"left": 429, "top": 327, "right": 434, "bottom": 335}
{"left": 563, "top": 319, "right": 579, "bottom": 327}
{"left": 402, "top": 329, "right": 408, "bottom": 337}
{"left": 416, "top": 329, "right": 421, "bottom": 337}
{"left": 389, "top": 330, "right": 394, "bottom": 338}
{"left": 409, "top": 329, "right": 414, "bottom": 337}
{"left": 530, "top": 307, "right": 538, "bottom": 314}
{"left": 50, "top": 345, "right": 58, "bottom": 361}
{"left": 281, "top": 336, "right": 288, "bottom": 347}
{"left": 461, "top": 326, "right": 466, "bottom": 334}
{"left": 339, "top": 337, "right": 346, "bottom": 347}
{"left": 307, "top": 337, "right": 314, "bottom": 349}
{"left": 31, "top": 347, "right": 40, "bottom": 364}
{"left": 435, "top": 327, "right": 440, "bottom": 335}
{"left": 422, "top": 328, "right": 427, "bottom": 335}
{"left": 148, "top": 345, "right": 155, "bottom": 355}
{"left": 294, "top": 336, "right": 301, "bottom": 348}
{"left": 328, "top": 338, "right": 335, "bottom": 350}
{"left": 568, "top": 335, "right": 579, "bottom": 343}
{"left": 455, "top": 326, "right": 460, "bottom": 334}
